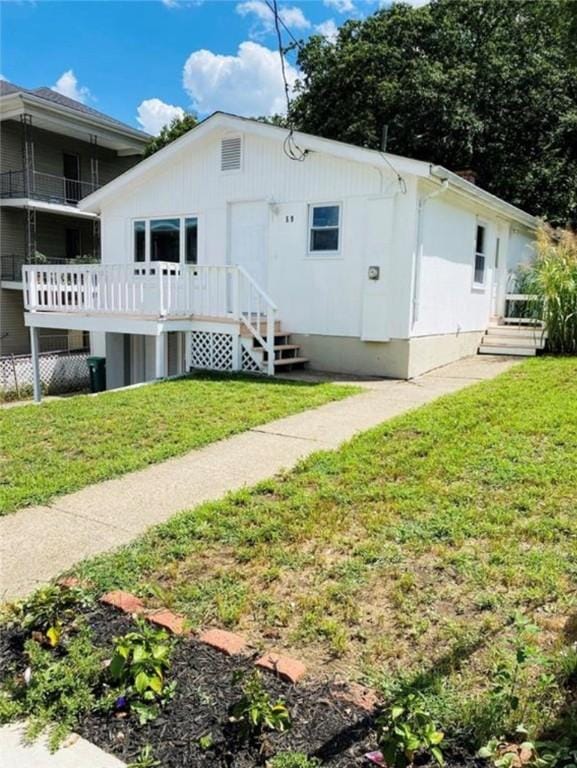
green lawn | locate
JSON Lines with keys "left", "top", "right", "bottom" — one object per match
{"left": 74, "top": 357, "right": 577, "bottom": 748}
{"left": 0, "top": 374, "right": 357, "bottom": 515}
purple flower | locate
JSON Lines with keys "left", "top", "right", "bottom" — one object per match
{"left": 114, "top": 695, "right": 128, "bottom": 711}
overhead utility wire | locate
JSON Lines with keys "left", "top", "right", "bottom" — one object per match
{"left": 270, "top": 0, "right": 307, "bottom": 161}
{"left": 263, "top": 0, "right": 304, "bottom": 52}
{"left": 379, "top": 150, "right": 407, "bottom": 194}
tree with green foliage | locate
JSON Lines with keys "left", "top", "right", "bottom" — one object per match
{"left": 291, "top": 0, "right": 577, "bottom": 227}
{"left": 144, "top": 113, "right": 198, "bottom": 157}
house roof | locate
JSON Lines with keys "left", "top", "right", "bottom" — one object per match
{"left": 0, "top": 79, "right": 149, "bottom": 153}
{"left": 79, "top": 111, "right": 538, "bottom": 229}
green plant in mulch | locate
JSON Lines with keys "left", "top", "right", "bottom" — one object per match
{"left": 0, "top": 583, "right": 93, "bottom": 648}
{"left": 108, "top": 617, "right": 175, "bottom": 724}
{"left": 230, "top": 670, "right": 291, "bottom": 738}
{"left": 268, "top": 753, "right": 321, "bottom": 768}
{"left": 376, "top": 692, "right": 445, "bottom": 768}
{"left": 127, "top": 744, "right": 162, "bottom": 768}
{"left": 479, "top": 729, "right": 577, "bottom": 768}
{"left": 0, "top": 626, "right": 105, "bottom": 751}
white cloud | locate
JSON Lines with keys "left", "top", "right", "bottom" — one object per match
{"left": 136, "top": 98, "right": 186, "bottom": 134}
{"left": 161, "top": 0, "right": 179, "bottom": 6}
{"left": 52, "top": 70, "right": 90, "bottom": 104}
{"left": 278, "top": 5, "right": 310, "bottom": 28}
{"left": 315, "top": 18, "right": 339, "bottom": 42}
{"left": 183, "top": 41, "right": 299, "bottom": 117}
{"left": 323, "top": 0, "right": 355, "bottom": 13}
{"left": 236, "top": 0, "right": 310, "bottom": 37}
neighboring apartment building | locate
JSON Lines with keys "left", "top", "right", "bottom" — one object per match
{"left": 0, "top": 80, "right": 149, "bottom": 356}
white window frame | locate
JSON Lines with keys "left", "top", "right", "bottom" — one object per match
{"left": 307, "top": 202, "right": 342, "bottom": 257}
{"left": 472, "top": 220, "right": 488, "bottom": 290}
{"left": 132, "top": 215, "right": 200, "bottom": 265}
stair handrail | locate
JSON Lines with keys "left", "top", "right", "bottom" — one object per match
{"left": 236, "top": 265, "right": 278, "bottom": 376}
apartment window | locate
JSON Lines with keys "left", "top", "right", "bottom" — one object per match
{"left": 133, "top": 217, "right": 198, "bottom": 264}
{"left": 150, "top": 219, "right": 180, "bottom": 263}
{"left": 474, "top": 223, "right": 487, "bottom": 287}
{"left": 309, "top": 204, "right": 341, "bottom": 254}
{"left": 185, "top": 217, "right": 198, "bottom": 264}
{"left": 134, "top": 220, "right": 146, "bottom": 262}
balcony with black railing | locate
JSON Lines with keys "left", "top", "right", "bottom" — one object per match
{"left": 0, "top": 169, "right": 98, "bottom": 206}
{"left": 1, "top": 253, "right": 100, "bottom": 283}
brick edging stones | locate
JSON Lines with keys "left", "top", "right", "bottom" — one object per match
{"left": 100, "top": 590, "right": 378, "bottom": 701}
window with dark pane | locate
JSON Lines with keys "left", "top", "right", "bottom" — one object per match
{"left": 65, "top": 228, "right": 81, "bottom": 260}
{"left": 134, "top": 220, "right": 146, "bottom": 262}
{"left": 185, "top": 218, "right": 198, "bottom": 264}
{"left": 474, "top": 224, "right": 487, "bottom": 285}
{"left": 150, "top": 219, "right": 180, "bottom": 263}
{"left": 309, "top": 204, "right": 340, "bottom": 253}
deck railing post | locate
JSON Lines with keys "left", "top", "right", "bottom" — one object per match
{"left": 266, "top": 309, "right": 275, "bottom": 376}
{"left": 232, "top": 267, "right": 240, "bottom": 320}
{"left": 158, "top": 266, "right": 166, "bottom": 316}
{"left": 155, "top": 333, "right": 167, "bottom": 379}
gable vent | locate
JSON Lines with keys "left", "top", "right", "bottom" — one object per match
{"left": 221, "top": 137, "right": 242, "bottom": 171}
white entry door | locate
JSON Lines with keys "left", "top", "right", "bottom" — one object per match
{"left": 229, "top": 201, "right": 268, "bottom": 289}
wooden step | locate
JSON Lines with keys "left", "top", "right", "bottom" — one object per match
{"left": 240, "top": 320, "right": 283, "bottom": 337}
{"left": 264, "top": 344, "right": 302, "bottom": 361}
{"left": 273, "top": 356, "right": 309, "bottom": 368}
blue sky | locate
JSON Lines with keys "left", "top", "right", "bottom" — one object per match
{"left": 0, "top": 0, "right": 390, "bottom": 134}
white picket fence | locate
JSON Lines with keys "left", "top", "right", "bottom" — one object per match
{"left": 0, "top": 350, "right": 90, "bottom": 400}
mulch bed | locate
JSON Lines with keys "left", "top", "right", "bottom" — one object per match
{"left": 1, "top": 604, "right": 486, "bottom": 767}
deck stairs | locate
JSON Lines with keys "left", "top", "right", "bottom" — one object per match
{"left": 240, "top": 319, "right": 309, "bottom": 373}
{"left": 478, "top": 323, "right": 547, "bottom": 357}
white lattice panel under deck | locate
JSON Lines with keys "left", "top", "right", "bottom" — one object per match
{"left": 190, "top": 331, "right": 234, "bottom": 371}
{"left": 241, "top": 345, "right": 262, "bottom": 373}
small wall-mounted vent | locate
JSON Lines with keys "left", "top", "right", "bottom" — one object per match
{"left": 221, "top": 137, "right": 242, "bottom": 171}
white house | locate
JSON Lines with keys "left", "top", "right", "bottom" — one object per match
{"left": 22, "top": 112, "right": 538, "bottom": 400}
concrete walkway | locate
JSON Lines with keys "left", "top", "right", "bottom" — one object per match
{"left": 0, "top": 724, "right": 125, "bottom": 768}
{"left": 0, "top": 356, "right": 520, "bottom": 601}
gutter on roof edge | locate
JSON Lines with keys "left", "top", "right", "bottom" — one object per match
{"left": 429, "top": 165, "right": 538, "bottom": 230}
{"left": 1, "top": 91, "right": 150, "bottom": 143}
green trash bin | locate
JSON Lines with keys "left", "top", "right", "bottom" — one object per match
{"left": 87, "top": 356, "right": 106, "bottom": 393}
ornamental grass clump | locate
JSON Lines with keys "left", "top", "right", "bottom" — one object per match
{"left": 528, "top": 227, "right": 577, "bottom": 354}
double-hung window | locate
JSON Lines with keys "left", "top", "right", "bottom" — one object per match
{"left": 133, "top": 217, "right": 198, "bottom": 264}
{"left": 308, "top": 204, "right": 341, "bottom": 254}
{"left": 473, "top": 223, "right": 487, "bottom": 287}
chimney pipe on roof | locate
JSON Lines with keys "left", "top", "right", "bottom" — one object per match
{"left": 455, "top": 169, "right": 477, "bottom": 185}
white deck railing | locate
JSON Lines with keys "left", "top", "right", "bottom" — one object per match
{"left": 503, "top": 292, "right": 542, "bottom": 325}
{"left": 23, "top": 262, "right": 278, "bottom": 375}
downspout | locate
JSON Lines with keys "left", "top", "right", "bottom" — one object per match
{"left": 411, "top": 177, "right": 449, "bottom": 328}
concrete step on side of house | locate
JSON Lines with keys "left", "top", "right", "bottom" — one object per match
{"left": 486, "top": 326, "right": 547, "bottom": 342}
{"left": 479, "top": 345, "right": 537, "bottom": 357}
{"left": 481, "top": 335, "right": 546, "bottom": 350}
